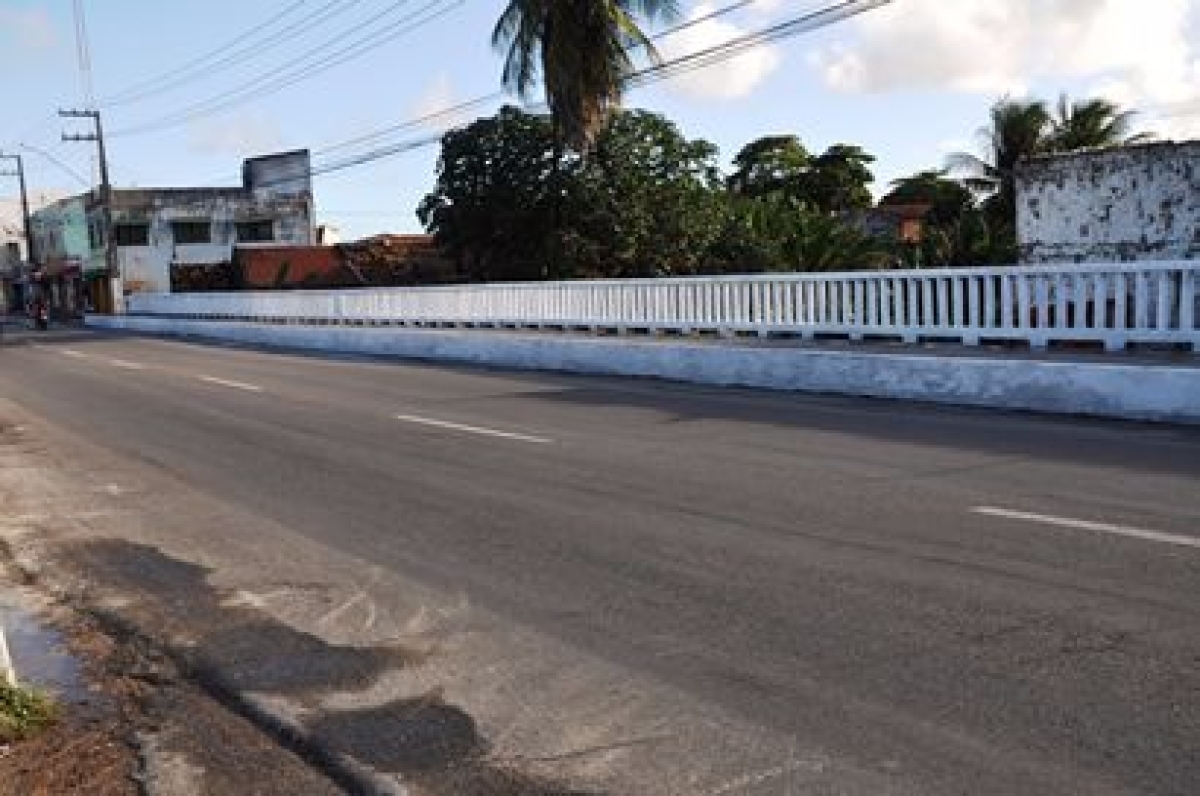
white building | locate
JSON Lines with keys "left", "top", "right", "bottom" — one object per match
{"left": 1016, "top": 141, "right": 1199, "bottom": 263}
{"left": 106, "top": 149, "right": 315, "bottom": 296}
{"left": 32, "top": 150, "right": 316, "bottom": 310}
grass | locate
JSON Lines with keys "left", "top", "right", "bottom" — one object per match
{"left": 0, "top": 680, "right": 60, "bottom": 743}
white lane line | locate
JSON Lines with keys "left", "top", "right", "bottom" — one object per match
{"left": 108, "top": 358, "right": 146, "bottom": 370}
{"left": 972, "top": 506, "right": 1200, "bottom": 550}
{"left": 60, "top": 348, "right": 88, "bottom": 359}
{"left": 198, "top": 375, "right": 263, "bottom": 393}
{"left": 394, "top": 413, "right": 552, "bottom": 445}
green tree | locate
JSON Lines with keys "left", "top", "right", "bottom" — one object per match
{"left": 727, "top": 135, "right": 811, "bottom": 197}
{"left": 728, "top": 137, "right": 875, "bottom": 213}
{"left": 906, "top": 210, "right": 1017, "bottom": 268}
{"left": 417, "top": 106, "right": 566, "bottom": 281}
{"left": 418, "top": 106, "right": 725, "bottom": 281}
{"left": 569, "top": 109, "right": 725, "bottom": 277}
{"left": 949, "top": 97, "right": 1051, "bottom": 225}
{"left": 710, "top": 193, "right": 892, "bottom": 274}
{"left": 880, "top": 169, "right": 974, "bottom": 226}
{"left": 1048, "top": 94, "right": 1152, "bottom": 152}
{"left": 949, "top": 93, "right": 1148, "bottom": 240}
{"left": 492, "top": 0, "right": 680, "bottom": 153}
{"left": 802, "top": 144, "right": 876, "bottom": 213}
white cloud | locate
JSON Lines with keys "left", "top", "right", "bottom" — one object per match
{"left": 811, "top": 0, "right": 1200, "bottom": 137}
{"left": 188, "top": 113, "right": 285, "bottom": 158}
{"left": 0, "top": 8, "right": 57, "bottom": 51}
{"left": 658, "top": 2, "right": 783, "bottom": 100}
{"left": 409, "top": 73, "right": 475, "bottom": 131}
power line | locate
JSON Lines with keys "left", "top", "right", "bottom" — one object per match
{"left": 107, "top": 0, "right": 756, "bottom": 142}
{"left": 654, "top": 0, "right": 763, "bottom": 39}
{"left": 632, "top": 0, "right": 892, "bottom": 86}
{"left": 314, "top": 93, "right": 505, "bottom": 156}
{"left": 99, "top": 0, "right": 373, "bottom": 108}
{"left": 93, "top": 0, "right": 888, "bottom": 195}
{"left": 19, "top": 143, "right": 91, "bottom": 187}
{"left": 263, "top": 0, "right": 893, "bottom": 186}
{"left": 303, "top": 0, "right": 792, "bottom": 162}
{"left": 100, "top": 0, "right": 314, "bottom": 105}
{"left": 109, "top": 0, "right": 462, "bottom": 137}
{"left": 72, "top": 0, "right": 95, "bottom": 108}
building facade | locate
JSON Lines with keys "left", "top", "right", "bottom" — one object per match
{"left": 1016, "top": 141, "right": 1199, "bottom": 263}
{"left": 31, "top": 149, "right": 315, "bottom": 312}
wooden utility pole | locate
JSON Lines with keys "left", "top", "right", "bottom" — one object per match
{"left": 0, "top": 151, "right": 35, "bottom": 265}
{"left": 60, "top": 108, "right": 117, "bottom": 311}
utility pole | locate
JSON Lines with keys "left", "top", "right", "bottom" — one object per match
{"left": 0, "top": 151, "right": 35, "bottom": 265}
{"left": 60, "top": 108, "right": 117, "bottom": 311}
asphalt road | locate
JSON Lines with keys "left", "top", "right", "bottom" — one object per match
{"left": 1, "top": 327, "right": 1198, "bottom": 795}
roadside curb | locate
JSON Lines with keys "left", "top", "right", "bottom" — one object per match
{"left": 90, "top": 315, "right": 1200, "bottom": 425}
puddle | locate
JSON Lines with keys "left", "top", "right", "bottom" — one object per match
{"left": 0, "top": 588, "right": 84, "bottom": 701}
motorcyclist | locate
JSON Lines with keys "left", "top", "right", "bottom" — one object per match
{"left": 31, "top": 298, "right": 48, "bottom": 331}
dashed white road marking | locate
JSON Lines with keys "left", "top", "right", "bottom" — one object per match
{"left": 60, "top": 348, "right": 88, "bottom": 359}
{"left": 395, "top": 413, "right": 552, "bottom": 444}
{"left": 972, "top": 506, "right": 1200, "bottom": 550}
{"left": 108, "top": 358, "right": 146, "bottom": 370}
{"left": 198, "top": 375, "right": 263, "bottom": 393}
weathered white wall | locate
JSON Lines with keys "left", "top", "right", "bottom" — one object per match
{"left": 1016, "top": 141, "right": 1199, "bottom": 263}
{"left": 113, "top": 193, "right": 314, "bottom": 294}
{"left": 87, "top": 316, "right": 1200, "bottom": 425}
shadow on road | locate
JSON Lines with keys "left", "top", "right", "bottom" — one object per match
{"left": 525, "top": 380, "right": 1200, "bottom": 477}
{"left": 16, "top": 325, "right": 1199, "bottom": 478}
{"left": 58, "top": 539, "right": 594, "bottom": 793}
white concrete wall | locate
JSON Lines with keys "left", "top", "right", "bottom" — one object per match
{"left": 87, "top": 316, "right": 1200, "bottom": 425}
{"left": 1017, "top": 141, "right": 1200, "bottom": 263}
{"left": 113, "top": 200, "right": 313, "bottom": 294}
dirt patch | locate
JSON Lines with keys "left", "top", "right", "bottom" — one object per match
{"left": 0, "top": 609, "right": 142, "bottom": 796}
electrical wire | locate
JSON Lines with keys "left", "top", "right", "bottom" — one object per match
{"left": 300, "top": 0, "right": 802, "bottom": 163}
{"left": 108, "top": 0, "right": 762, "bottom": 141}
{"left": 631, "top": 0, "right": 891, "bottom": 86}
{"left": 20, "top": 143, "right": 91, "bottom": 187}
{"left": 109, "top": 0, "right": 462, "bottom": 137}
{"left": 100, "top": 0, "right": 364, "bottom": 107}
{"left": 249, "top": 0, "right": 892, "bottom": 188}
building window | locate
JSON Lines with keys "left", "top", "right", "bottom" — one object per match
{"left": 172, "top": 221, "right": 211, "bottom": 245}
{"left": 236, "top": 220, "right": 274, "bottom": 243}
{"left": 88, "top": 219, "right": 105, "bottom": 249}
{"left": 114, "top": 223, "right": 150, "bottom": 247}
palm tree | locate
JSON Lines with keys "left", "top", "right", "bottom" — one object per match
{"left": 949, "top": 97, "right": 1051, "bottom": 225}
{"left": 1048, "top": 94, "right": 1153, "bottom": 152}
{"left": 492, "top": 0, "right": 679, "bottom": 153}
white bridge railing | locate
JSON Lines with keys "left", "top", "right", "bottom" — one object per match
{"left": 127, "top": 261, "right": 1198, "bottom": 352}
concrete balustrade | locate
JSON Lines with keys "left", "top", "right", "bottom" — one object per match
{"left": 125, "top": 261, "right": 1198, "bottom": 352}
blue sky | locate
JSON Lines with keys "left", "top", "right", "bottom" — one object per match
{"left": 2, "top": 0, "right": 1198, "bottom": 239}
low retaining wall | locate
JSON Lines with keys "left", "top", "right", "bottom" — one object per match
{"left": 88, "top": 316, "right": 1200, "bottom": 425}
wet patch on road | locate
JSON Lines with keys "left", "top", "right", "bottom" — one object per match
{"left": 51, "top": 538, "right": 595, "bottom": 794}
{"left": 311, "top": 694, "right": 597, "bottom": 794}
{"left": 57, "top": 539, "right": 415, "bottom": 698}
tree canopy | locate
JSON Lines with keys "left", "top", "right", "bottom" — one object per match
{"left": 420, "top": 106, "right": 728, "bottom": 280}
{"left": 418, "top": 90, "right": 1149, "bottom": 279}
{"left": 949, "top": 94, "right": 1149, "bottom": 228}
{"left": 492, "top": 0, "right": 679, "bottom": 152}
{"left": 728, "top": 135, "right": 810, "bottom": 197}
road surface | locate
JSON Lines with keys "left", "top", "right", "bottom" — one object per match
{"left": 1, "top": 327, "right": 1197, "bottom": 795}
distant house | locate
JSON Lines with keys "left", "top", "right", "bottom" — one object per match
{"left": 0, "top": 224, "right": 22, "bottom": 314}
{"left": 31, "top": 149, "right": 316, "bottom": 312}
{"left": 844, "top": 203, "right": 931, "bottom": 247}
{"left": 1015, "top": 140, "right": 1199, "bottom": 263}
